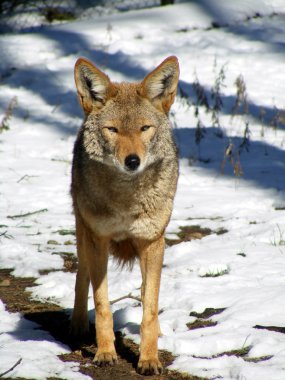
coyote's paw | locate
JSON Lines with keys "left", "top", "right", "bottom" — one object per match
{"left": 137, "top": 358, "right": 163, "bottom": 375}
{"left": 94, "top": 351, "right": 118, "bottom": 366}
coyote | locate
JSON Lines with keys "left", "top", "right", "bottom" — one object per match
{"left": 70, "top": 56, "right": 179, "bottom": 375}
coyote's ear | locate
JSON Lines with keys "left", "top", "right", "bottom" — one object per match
{"left": 140, "top": 56, "right": 179, "bottom": 114}
{"left": 74, "top": 58, "right": 112, "bottom": 114}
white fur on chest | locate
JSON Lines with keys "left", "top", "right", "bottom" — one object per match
{"left": 91, "top": 214, "right": 159, "bottom": 240}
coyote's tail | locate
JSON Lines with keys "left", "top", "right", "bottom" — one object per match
{"left": 110, "top": 239, "right": 137, "bottom": 269}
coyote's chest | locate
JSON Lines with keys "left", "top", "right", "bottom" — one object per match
{"left": 93, "top": 213, "right": 151, "bottom": 240}
{"left": 78, "top": 181, "right": 172, "bottom": 241}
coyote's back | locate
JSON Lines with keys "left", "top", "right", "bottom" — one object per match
{"left": 71, "top": 56, "right": 179, "bottom": 375}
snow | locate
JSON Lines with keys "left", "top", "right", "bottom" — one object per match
{"left": 1, "top": 0, "right": 285, "bottom": 378}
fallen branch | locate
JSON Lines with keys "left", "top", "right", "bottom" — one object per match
{"left": 7, "top": 208, "right": 48, "bottom": 220}
{"left": 17, "top": 175, "right": 39, "bottom": 183}
{"left": 0, "top": 358, "right": 22, "bottom": 378}
{"left": 110, "top": 292, "right": 141, "bottom": 305}
{"left": 0, "top": 230, "right": 12, "bottom": 239}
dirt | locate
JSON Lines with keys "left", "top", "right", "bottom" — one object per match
{"left": 254, "top": 325, "right": 285, "bottom": 334}
{"left": 187, "top": 308, "right": 226, "bottom": 332}
{"left": 189, "top": 308, "right": 226, "bottom": 319}
{"left": 0, "top": 269, "right": 205, "bottom": 380}
{"left": 165, "top": 225, "right": 226, "bottom": 246}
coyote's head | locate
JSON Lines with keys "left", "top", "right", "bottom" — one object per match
{"left": 74, "top": 56, "right": 179, "bottom": 174}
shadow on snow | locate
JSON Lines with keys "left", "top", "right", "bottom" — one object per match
{"left": 175, "top": 126, "right": 285, "bottom": 197}
{"left": 187, "top": 0, "right": 285, "bottom": 53}
{"left": 0, "top": 23, "right": 284, "bottom": 196}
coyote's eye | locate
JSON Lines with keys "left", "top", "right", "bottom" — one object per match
{"left": 141, "top": 125, "right": 151, "bottom": 132}
{"left": 106, "top": 127, "right": 118, "bottom": 133}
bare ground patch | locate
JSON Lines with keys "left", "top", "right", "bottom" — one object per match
{"left": 165, "top": 225, "right": 227, "bottom": 246}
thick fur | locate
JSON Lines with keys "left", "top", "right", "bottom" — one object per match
{"left": 71, "top": 56, "right": 179, "bottom": 375}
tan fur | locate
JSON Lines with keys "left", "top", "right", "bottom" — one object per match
{"left": 70, "top": 56, "right": 179, "bottom": 375}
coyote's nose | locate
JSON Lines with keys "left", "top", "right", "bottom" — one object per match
{"left": 125, "top": 154, "right": 140, "bottom": 171}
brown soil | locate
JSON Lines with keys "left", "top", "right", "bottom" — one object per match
{"left": 0, "top": 269, "right": 206, "bottom": 380}
{"left": 186, "top": 319, "right": 217, "bottom": 330}
{"left": 189, "top": 308, "right": 226, "bottom": 319}
{"left": 165, "top": 225, "right": 227, "bottom": 246}
{"left": 254, "top": 325, "right": 285, "bottom": 334}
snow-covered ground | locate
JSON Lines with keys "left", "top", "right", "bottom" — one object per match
{"left": 1, "top": 1, "right": 285, "bottom": 379}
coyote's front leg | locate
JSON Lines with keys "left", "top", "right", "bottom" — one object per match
{"left": 70, "top": 215, "right": 90, "bottom": 339}
{"left": 88, "top": 234, "right": 117, "bottom": 365}
{"left": 136, "top": 235, "right": 164, "bottom": 375}
{"left": 72, "top": 214, "right": 117, "bottom": 365}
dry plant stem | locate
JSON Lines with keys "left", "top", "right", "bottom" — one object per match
{"left": 7, "top": 208, "right": 48, "bottom": 219}
{"left": 110, "top": 292, "right": 141, "bottom": 305}
{"left": 0, "top": 96, "right": 17, "bottom": 132}
{"left": 0, "top": 358, "right": 22, "bottom": 378}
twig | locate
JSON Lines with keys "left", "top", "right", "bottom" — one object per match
{"left": 17, "top": 174, "right": 38, "bottom": 183}
{"left": 7, "top": 208, "right": 48, "bottom": 220}
{"left": 110, "top": 292, "right": 141, "bottom": 305}
{"left": 0, "top": 358, "right": 22, "bottom": 378}
{"left": 0, "top": 230, "right": 12, "bottom": 239}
